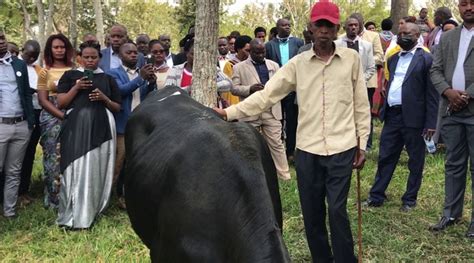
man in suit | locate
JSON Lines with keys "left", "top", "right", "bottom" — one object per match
{"left": 265, "top": 18, "right": 304, "bottom": 162}
{"left": 335, "top": 17, "right": 376, "bottom": 85}
{"left": 159, "top": 34, "right": 175, "bottom": 68}
{"left": 231, "top": 39, "right": 290, "bottom": 180}
{"left": 107, "top": 43, "right": 156, "bottom": 209}
{"left": 0, "top": 31, "right": 35, "bottom": 218}
{"left": 347, "top": 13, "right": 384, "bottom": 151}
{"left": 99, "top": 24, "right": 145, "bottom": 73}
{"left": 364, "top": 23, "right": 438, "bottom": 212}
{"left": 429, "top": 0, "right": 474, "bottom": 237}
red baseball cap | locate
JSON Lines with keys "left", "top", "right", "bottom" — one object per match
{"left": 310, "top": 0, "right": 340, "bottom": 25}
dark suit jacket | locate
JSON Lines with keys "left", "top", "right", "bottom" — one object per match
{"left": 99, "top": 47, "right": 145, "bottom": 73}
{"left": 107, "top": 66, "right": 156, "bottom": 134}
{"left": 11, "top": 57, "right": 35, "bottom": 129}
{"left": 265, "top": 37, "right": 304, "bottom": 66}
{"left": 430, "top": 26, "right": 474, "bottom": 117}
{"left": 381, "top": 48, "right": 439, "bottom": 130}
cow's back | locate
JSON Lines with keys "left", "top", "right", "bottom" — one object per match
{"left": 124, "top": 86, "right": 289, "bottom": 262}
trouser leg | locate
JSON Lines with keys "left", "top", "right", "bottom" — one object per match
{"left": 2, "top": 122, "right": 31, "bottom": 216}
{"left": 369, "top": 109, "right": 404, "bottom": 203}
{"left": 19, "top": 109, "right": 41, "bottom": 195}
{"left": 295, "top": 149, "right": 332, "bottom": 262}
{"left": 401, "top": 127, "right": 425, "bottom": 205}
{"left": 325, "top": 148, "right": 357, "bottom": 263}
{"left": 441, "top": 117, "right": 468, "bottom": 219}
{"left": 259, "top": 114, "right": 291, "bottom": 180}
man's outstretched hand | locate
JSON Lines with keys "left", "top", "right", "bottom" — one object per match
{"left": 213, "top": 107, "right": 227, "bottom": 120}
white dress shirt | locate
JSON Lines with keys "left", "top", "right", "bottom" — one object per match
{"left": 166, "top": 53, "right": 174, "bottom": 68}
{"left": 387, "top": 47, "right": 418, "bottom": 106}
{"left": 452, "top": 26, "right": 474, "bottom": 91}
{"left": 123, "top": 65, "right": 141, "bottom": 110}
{"left": 19, "top": 55, "right": 41, "bottom": 110}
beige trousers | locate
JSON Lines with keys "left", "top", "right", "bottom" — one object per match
{"left": 249, "top": 111, "right": 291, "bottom": 180}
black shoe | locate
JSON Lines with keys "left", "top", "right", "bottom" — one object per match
{"left": 466, "top": 223, "right": 474, "bottom": 238}
{"left": 429, "top": 216, "right": 461, "bottom": 232}
{"left": 362, "top": 199, "right": 383, "bottom": 207}
{"left": 400, "top": 204, "right": 416, "bottom": 212}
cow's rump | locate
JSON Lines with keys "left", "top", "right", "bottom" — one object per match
{"left": 125, "top": 86, "right": 289, "bottom": 262}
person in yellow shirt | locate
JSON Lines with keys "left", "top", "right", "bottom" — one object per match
{"left": 221, "top": 35, "right": 252, "bottom": 106}
{"left": 214, "top": 1, "right": 369, "bottom": 262}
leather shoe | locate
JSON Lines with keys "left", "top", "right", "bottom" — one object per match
{"left": 466, "top": 223, "right": 474, "bottom": 238}
{"left": 362, "top": 199, "right": 383, "bottom": 207}
{"left": 429, "top": 216, "right": 461, "bottom": 232}
{"left": 399, "top": 204, "right": 416, "bottom": 212}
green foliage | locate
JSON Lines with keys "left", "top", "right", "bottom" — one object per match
{"left": 0, "top": 0, "right": 33, "bottom": 45}
{"left": 278, "top": 0, "right": 310, "bottom": 38}
{"left": 116, "top": 0, "right": 180, "bottom": 52}
{"left": 174, "top": 0, "right": 196, "bottom": 34}
{"left": 2, "top": 122, "right": 474, "bottom": 261}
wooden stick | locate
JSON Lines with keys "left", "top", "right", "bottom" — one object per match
{"left": 356, "top": 137, "right": 363, "bottom": 263}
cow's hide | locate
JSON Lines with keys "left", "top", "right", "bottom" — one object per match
{"left": 124, "top": 86, "right": 290, "bottom": 262}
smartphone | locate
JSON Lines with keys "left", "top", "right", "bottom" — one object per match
{"left": 147, "top": 55, "right": 155, "bottom": 65}
{"left": 84, "top": 69, "right": 94, "bottom": 81}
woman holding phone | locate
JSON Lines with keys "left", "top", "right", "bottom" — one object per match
{"left": 37, "top": 34, "right": 74, "bottom": 208}
{"left": 148, "top": 39, "right": 170, "bottom": 89}
{"left": 56, "top": 41, "right": 121, "bottom": 229}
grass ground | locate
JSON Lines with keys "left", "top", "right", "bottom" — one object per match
{"left": 1, "top": 121, "right": 474, "bottom": 262}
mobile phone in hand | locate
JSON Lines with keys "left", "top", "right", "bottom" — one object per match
{"left": 84, "top": 69, "right": 94, "bottom": 82}
{"left": 147, "top": 55, "right": 155, "bottom": 65}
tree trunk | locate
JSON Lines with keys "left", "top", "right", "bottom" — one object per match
{"left": 192, "top": 0, "right": 220, "bottom": 107}
{"left": 20, "top": 0, "right": 35, "bottom": 42}
{"left": 94, "top": 0, "right": 105, "bottom": 47}
{"left": 35, "top": 0, "right": 45, "bottom": 66}
{"left": 46, "top": 0, "right": 55, "bottom": 35}
{"left": 70, "top": 0, "right": 78, "bottom": 48}
{"left": 390, "top": 0, "right": 409, "bottom": 34}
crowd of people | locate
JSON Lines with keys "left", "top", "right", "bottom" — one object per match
{"left": 0, "top": 0, "right": 473, "bottom": 261}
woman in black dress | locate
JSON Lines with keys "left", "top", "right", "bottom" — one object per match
{"left": 56, "top": 41, "right": 121, "bottom": 229}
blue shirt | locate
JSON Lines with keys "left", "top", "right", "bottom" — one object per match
{"left": 252, "top": 60, "right": 270, "bottom": 85}
{"left": 387, "top": 48, "right": 417, "bottom": 106}
{"left": 0, "top": 52, "right": 23, "bottom": 117}
{"left": 278, "top": 39, "right": 290, "bottom": 66}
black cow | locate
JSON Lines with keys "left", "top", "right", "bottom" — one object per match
{"left": 124, "top": 86, "right": 290, "bottom": 262}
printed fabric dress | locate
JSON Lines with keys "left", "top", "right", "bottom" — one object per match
{"left": 56, "top": 68, "right": 121, "bottom": 229}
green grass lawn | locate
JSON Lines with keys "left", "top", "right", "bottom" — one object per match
{"left": 1, "top": 122, "right": 474, "bottom": 262}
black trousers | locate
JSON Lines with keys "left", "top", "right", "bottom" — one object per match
{"left": 282, "top": 92, "right": 298, "bottom": 158}
{"left": 295, "top": 148, "right": 357, "bottom": 263}
{"left": 368, "top": 107, "right": 425, "bottom": 206}
{"left": 19, "top": 109, "right": 42, "bottom": 195}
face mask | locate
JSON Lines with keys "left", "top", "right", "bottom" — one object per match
{"left": 397, "top": 36, "right": 416, "bottom": 51}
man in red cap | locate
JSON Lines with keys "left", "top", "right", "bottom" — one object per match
{"left": 214, "top": 1, "right": 369, "bottom": 261}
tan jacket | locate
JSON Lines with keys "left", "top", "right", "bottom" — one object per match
{"left": 231, "top": 58, "right": 282, "bottom": 121}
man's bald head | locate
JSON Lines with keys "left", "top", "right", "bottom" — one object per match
{"left": 405, "top": 22, "right": 421, "bottom": 36}
{"left": 249, "top": 38, "right": 264, "bottom": 49}
{"left": 249, "top": 38, "right": 266, "bottom": 64}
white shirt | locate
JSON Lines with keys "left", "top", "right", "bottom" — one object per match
{"left": 166, "top": 53, "right": 174, "bottom": 68}
{"left": 19, "top": 55, "right": 41, "bottom": 110}
{"left": 387, "top": 47, "right": 418, "bottom": 106}
{"left": 123, "top": 65, "right": 141, "bottom": 111}
{"left": 0, "top": 52, "right": 24, "bottom": 117}
{"left": 110, "top": 48, "right": 122, "bottom": 69}
{"left": 452, "top": 26, "right": 474, "bottom": 91}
